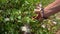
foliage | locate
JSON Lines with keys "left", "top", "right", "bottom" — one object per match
{"left": 0, "top": 0, "right": 60, "bottom": 34}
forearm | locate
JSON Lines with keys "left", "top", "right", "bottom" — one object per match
{"left": 44, "top": 0, "right": 60, "bottom": 18}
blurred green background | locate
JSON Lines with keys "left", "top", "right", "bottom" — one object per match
{"left": 0, "top": 0, "right": 60, "bottom": 34}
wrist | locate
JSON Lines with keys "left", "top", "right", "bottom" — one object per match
{"left": 40, "top": 8, "right": 48, "bottom": 19}
{"left": 43, "top": 8, "right": 49, "bottom": 19}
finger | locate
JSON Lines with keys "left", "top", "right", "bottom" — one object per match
{"left": 34, "top": 9, "right": 40, "bottom": 11}
{"left": 34, "top": 9, "right": 41, "bottom": 14}
{"left": 36, "top": 6, "right": 40, "bottom": 9}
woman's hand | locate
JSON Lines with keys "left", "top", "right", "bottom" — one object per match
{"left": 33, "top": 4, "right": 44, "bottom": 21}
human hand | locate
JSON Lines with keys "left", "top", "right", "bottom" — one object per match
{"left": 32, "top": 4, "right": 44, "bottom": 21}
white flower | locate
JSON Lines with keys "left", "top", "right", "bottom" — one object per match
{"left": 39, "top": 4, "right": 42, "bottom": 8}
{"left": 48, "top": 28, "right": 50, "bottom": 30}
{"left": 21, "top": 26, "right": 30, "bottom": 32}
{"left": 5, "top": 32, "right": 7, "bottom": 34}
{"left": 5, "top": 18, "right": 10, "bottom": 21}
{"left": 52, "top": 21, "right": 57, "bottom": 24}
{"left": 21, "top": 26, "right": 27, "bottom": 31}
{"left": 41, "top": 24, "right": 46, "bottom": 28}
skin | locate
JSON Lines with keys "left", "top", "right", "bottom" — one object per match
{"left": 34, "top": 0, "right": 60, "bottom": 19}
{"left": 34, "top": 0, "right": 60, "bottom": 34}
{"left": 44, "top": 0, "right": 60, "bottom": 18}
